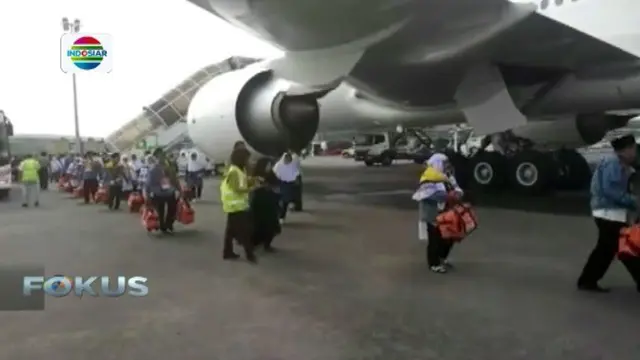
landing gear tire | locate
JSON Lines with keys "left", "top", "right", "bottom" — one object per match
{"left": 507, "top": 150, "right": 555, "bottom": 195}
{"left": 0, "top": 189, "right": 8, "bottom": 201}
{"left": 364, "top": 160, "right": 374, "bottom": 167}
{"left": 555, "top": 149, "right": 591, "bottom": 190}
{"left": 468, "top": 151, "right": 507, "bottom": 191}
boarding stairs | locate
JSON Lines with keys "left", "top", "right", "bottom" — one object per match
{"left": 106, "top": 56, "right": 260, "bottom": 152}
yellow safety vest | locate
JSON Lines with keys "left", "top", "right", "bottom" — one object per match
{"left": 20, "top": 158, "right": 40, "bottom": 183}
{"left": 220, "top": 165, "right": 250, "bottom": 213}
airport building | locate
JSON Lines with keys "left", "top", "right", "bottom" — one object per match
{"left": 9, "top": 135, "right": 114, "bottom": 156}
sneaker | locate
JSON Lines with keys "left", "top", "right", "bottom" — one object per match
{"left": 279, "top": 219, "right": 285, "bottom": 225}
{"left": 21, "top": 203, "right": 27, "bottom": 208}
{"left": 264, "top": 246, "right": 276, "bottom": 253}
{"left": 430, "top": 265, "right": 447, "bottom": 274}
{"left": 442, "top": 259, "right": 453, "bottom": 269}
{"left": 34, "top": 202, "right": 39, "bottom": 207}
{"left": 223, "top": 253, "right": 240, "bottom": 260}
{"left": 246, "top": 253, "right": 258, "bottom": 264}
{"left": 577, "top": 283, "right": 610, "bottom": 293}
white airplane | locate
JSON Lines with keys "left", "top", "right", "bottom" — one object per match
{"left": 185, "top": 0, "right": 640, "bottom": 192}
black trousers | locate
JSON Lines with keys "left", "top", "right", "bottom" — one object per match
{"left": 293, "top": 175, "right": 303, "bottom": 211}
{"left": 223, "top": 211, "right": 254, "bottom": 257}
{"left": 279, "top": 181, "right": 296, "bottom": 220}
{"left": 38, "top": 168, "right": 48, "bottom": 190}
{"left": 426, "top": 223, "right": 454, "bottom": 267}
{"left": 151, "top": 195, "right": 178, "bottom": 230}
{"left": 83, "top": 179, "right": 98, "bottom": 204}
{"left": 578, "top": 217, "right": 640, "bottom": 287}
{"left": 252, "top": 228, "right": 276, "bottom": 249}
{"left": 108, "top": 184, "right": 122, "bottom": 209}
{"left": 190, "top": 184, "right": 203, "bottom": 199}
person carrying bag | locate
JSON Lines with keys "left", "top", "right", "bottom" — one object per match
{"left": 412, "top": 153, "right": 467, "bottom": 274}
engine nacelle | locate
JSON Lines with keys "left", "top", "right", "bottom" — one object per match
{"left": 187, "top": 66, "right": 320, "bottom": 161}
{"left": 511, "top": 114, "right": 631, "bottom": 149}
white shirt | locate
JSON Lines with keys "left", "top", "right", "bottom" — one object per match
{"left": 273, "top": 158, "right": 299, "bottom": 182}
{"left": 592, "top": 209, "right": 628, "bottom": 223}
{"left": 132, "top": 160, "right": 143, "bottom": 171}
{"left": 51, "top": 159, "right": 62, "bottom": 172}
{"left": 187, "top": 159, "right": 204, "bottom": 172}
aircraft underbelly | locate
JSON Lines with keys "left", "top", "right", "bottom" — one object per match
{"left": 196, "top": 0, "right": 511, "bottom": 52}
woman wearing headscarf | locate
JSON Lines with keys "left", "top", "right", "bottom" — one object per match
{"left": 273, "top": 152, "right": 300, "bottom": 224}
{"left": 412, "top": 153, "right": 463, "bottom": 273}
{"left": 250, "top": 157, "right": 281, "bottom": 252}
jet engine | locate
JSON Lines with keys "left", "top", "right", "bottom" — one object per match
{"left": 187, "top": 66, "right": 321, "bottom": 160}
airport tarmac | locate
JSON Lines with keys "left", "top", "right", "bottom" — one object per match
{"left": 0, "top": 159, "right": 638, "bottom": 360}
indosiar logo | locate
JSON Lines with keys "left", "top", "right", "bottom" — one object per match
{"left": 60, "top": 33, "right": 113, "bottom": 73}
{"left": 23, "top": 275, "right": 148, "bottom": 297}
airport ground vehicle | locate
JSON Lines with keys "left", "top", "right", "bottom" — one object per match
{"left": 0, "top": 112, "right": 13, "bottom": 200}
{"left": 352, "top": 131, "right": 432, "bottom": 166}
{"left": 341, "top": 148, "right": 355, "bottom": 158}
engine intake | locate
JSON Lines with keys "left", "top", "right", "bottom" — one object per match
{"left": 187, "top": 67, "right": 320, "bottom": 160}
{"left": 236, "top": 71, "right": 319, "bottom": 155}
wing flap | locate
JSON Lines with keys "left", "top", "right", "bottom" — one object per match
{"left": 492, "top": 12, "right": 639, "bottom": 70}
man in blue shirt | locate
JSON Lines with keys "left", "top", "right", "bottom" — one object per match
{"left": 578, "top": 134, "right": 640, "bottom": 293}
{"left": 145, "top": 148, "right": 180, "bottom": 234}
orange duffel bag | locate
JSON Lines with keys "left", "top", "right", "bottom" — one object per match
{"left": 141, "top": 206, "right": 160, "bottom": 232}
{"left": 181, "top": 183, "right": 192, "bottom": 200}
{"left": 95, "top": 186, "right": 109, "bottom": 204}
{"left": 176, "top": 198, "right": 195, "bottom": 225}
{"left": 73, "top": 186, "right": 83, "bottom": 198}
{"left": 618, "top": 225, "right": 640, "bottom": 258}
{"left": 128, "top": 192, "right": 144, "bottom": 213}
{"left": 435, "top": 203, "right": 478, "bottom": 241}
{"left": 57, "top": 177, "right": 66, "bottom": 191}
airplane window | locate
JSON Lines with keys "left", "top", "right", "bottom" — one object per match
{"left": 540, "top": 0, "right": 549, "bottom": 9}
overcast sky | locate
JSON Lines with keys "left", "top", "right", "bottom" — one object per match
{"left": 0, "top": 0, "right": 281, "bottom": 137}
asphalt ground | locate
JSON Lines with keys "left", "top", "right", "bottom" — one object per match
{"left": 0, "top": 157, "right": 638, "bottom": 360}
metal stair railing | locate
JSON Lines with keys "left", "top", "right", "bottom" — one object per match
{"left": 106, "top": 56, "right": 261, "bottom": 152}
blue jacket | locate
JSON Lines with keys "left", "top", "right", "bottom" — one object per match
{"left": 145, "top": 163, "right": 176, "bottom": 197}
{"left": 590, "top": 156, "right": 637, "bottom": 211}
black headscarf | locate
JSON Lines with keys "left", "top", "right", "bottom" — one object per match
{"left": 611, "top": 134, "right": 636, "bottom": 152}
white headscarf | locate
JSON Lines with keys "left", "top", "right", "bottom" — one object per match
{"left": 426, "top": 153, "right": 448, "bottom": 173}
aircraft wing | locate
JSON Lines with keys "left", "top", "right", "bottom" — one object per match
{"left": 491, "top": 12, "right": 640, "bottom": 71}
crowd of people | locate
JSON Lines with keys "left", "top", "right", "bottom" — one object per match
{"left": 13, "top": 142, "right": 304, "bottom": 260}
{"left": 13, "top": 149, "right": 211, "bottom": 232}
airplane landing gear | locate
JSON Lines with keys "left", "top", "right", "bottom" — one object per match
{"left": 507, "top": 150, "right": 555, "bottom": 194}
{"left": 468, "top": 151, "right": 507, "bottom": 191}
{"left": 454, "top": 131, "right": 591, "bottom": 195}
